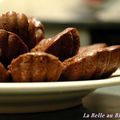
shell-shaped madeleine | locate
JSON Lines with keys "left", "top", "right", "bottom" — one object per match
{"left": 8, "top": 52, "right": 63, "bottom": 82}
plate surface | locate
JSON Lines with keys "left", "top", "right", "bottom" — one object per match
{"left": 0, "top": 69, "right": 119, "bottom": 113}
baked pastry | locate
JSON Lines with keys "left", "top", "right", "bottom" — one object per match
{"left": 78, "top": 43, "right": 107, "bottom": 54}
{"left": 78, "top": 43, "right": 108, "bottom": 79}
{"left": 61, "top": 43, "right": 108, "bottom": 80}
{"left": 61, "top": 44, "right": 120, "bottom": 81}
{"left": 8, "top": 52, "right": 63, "bottom": 82}
{"left": 31, "top": 27, "right": 80, "bottom": 61}
{"left": 0, "top": 63, "right": 9, "bottom": 82}
{"left": 0, "top": 29, "right": 28, "bottom": 65}
{"left": 28, "top": 17, "right": 44, "bottom": 45}
{"left": 61, "top": 50, "right": 97, "bottom": 80}
{"left": 101, "top": 45, "right": 120, "bottom": 78}
{"left": 0, "top": 11, "right": 44, "bottom": 49}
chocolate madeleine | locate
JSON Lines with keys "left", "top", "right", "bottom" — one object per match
{"left": 8, "top": 52, "right": 63, "bottom": 82}
{"left": 102, "top": 45, "right": 120, "bottom": 77}
{"left": 0, "top": 29, "right": 28, "bottom": 65}
{"left": 0, "top": 11, "right": 44, "bottom": 49}
{"left": 31, "top": 27, "right": 80, "bottom": 61}
{"left": 61, "top": 50, "right": 97, "bottom": 81}
{"left": 61, "top": 44, "right": 120, "bottom": 81}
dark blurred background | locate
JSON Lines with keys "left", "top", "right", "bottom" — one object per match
{"left": 1, "top": 0, "right": 120, "bottom": 46}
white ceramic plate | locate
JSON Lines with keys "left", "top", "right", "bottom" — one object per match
{"left": 0, "top": 69, "right": 119, "bottom": 113}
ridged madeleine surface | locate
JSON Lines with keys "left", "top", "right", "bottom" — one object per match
{"left": 8, "top": 52, "right": 63, "bottom": 82}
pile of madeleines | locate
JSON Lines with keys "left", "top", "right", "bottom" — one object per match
{"left": 0, "top": 11, "right": 119, "bottom": 82}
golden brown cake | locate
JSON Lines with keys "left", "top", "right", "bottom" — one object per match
{"left": 0, "top": 63, "right": 9, "bottom": 82}
{"left": 31, "top": 27, "right": 80, "bottom": 61}
{"left": 0, "top": 11, "right": 44, "bottom": 49}
{"left": 8, "top": 52, "right": 63, "bottom": 82}
{"left": 0, "top": 29, "right": 28, "bottom": 65}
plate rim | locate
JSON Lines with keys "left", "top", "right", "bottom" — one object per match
{"left": 0, "top": 73, "right": 119, "bottom": 94}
